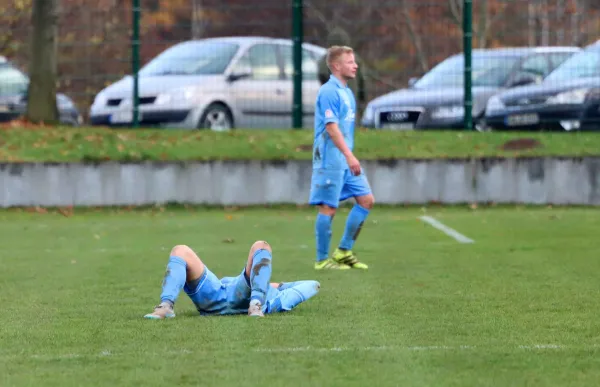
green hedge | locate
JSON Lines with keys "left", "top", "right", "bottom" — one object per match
{"left": 1, "top": 127, "right": 599, "bottom": 162}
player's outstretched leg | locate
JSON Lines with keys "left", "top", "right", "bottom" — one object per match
{"left": 315, "top": 205, "right": 351, "bottom": 270}
{"left": 244, "top": 240, "right": 274, "bottom": 317}
{"left": 144, "top": 245, "right": 206, "bottom": 319}
{"left": 273, "top": 280, "right": 321, "bottom": 312}
{"left": 333, "top": 193, "right": 375, "bottom": 270}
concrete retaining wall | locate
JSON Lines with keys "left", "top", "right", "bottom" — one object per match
{"left": 1, "top": 158, "right": 599, "bottom": 207}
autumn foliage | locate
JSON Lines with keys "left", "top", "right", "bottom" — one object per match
{"left": 1, "top": 0, "right": 599, "bottom": 119}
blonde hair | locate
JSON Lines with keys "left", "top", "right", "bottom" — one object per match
{"left": 326, "top": 45, "right": 354, "bottom": 71}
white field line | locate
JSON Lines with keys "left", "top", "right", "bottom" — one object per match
{"left": 1, "top": 344, "right": 583, "bottom": 361}
{"left": 419, "top": 216, "right": 474, "bottom": 244}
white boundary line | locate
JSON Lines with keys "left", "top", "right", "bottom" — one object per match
{"left": 419, "top": 216, "right": 474, "bottom": 244}
{"left": 1, "top": 344, "right": 578, "bottom": 361}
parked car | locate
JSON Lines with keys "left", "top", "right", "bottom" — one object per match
{"left": 485, "top": 41, "right": 600, "bottom": 131}
{"left": 361, "top": 47, "right": 580, "bottom": 131}
{"left": 89, "top": 36, "right": 326, "bottom": 130}
{"left": 0, "top": 56, "right": 82, "bottom": 125}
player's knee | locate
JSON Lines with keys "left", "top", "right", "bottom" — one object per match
{"left": 251, "top": 240, "right": 272, "bottom": 254}
{"left": 319, "top": 205, "right": 336, "bottom": 216}
{"left": 170, "top": 244, "right": 193, "bottom": 259}
{"left": 358, "top": 194, "right": 375, "bottom": 210}
{"left": 299, "top": 280, "right": 321, "bottom": 299}
{"left": 312, "top": 281, "right": 321, "bottom": 293}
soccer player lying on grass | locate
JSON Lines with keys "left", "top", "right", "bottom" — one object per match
{"left": 144, "top": 241, "right": 320, "bottom": 319}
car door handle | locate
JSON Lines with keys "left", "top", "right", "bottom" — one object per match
{"left": 275, "top": 88, "right": 285, "bottom": 95}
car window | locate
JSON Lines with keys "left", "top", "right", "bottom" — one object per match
{"left": 139, "top": 41, "right": 239, "bottom": 76}
{"left": 280, "top": 45, "right": 319, "bottom": 81}
{"left": 414, "top": 54, "right": 520, "bottom": 88}
{"left": 247, "top": 44, "right": 281, "bottom": 80}
{"left": 0, "top": 64, "right": 29, "bottom": 96}
{"left": 545, "top": 48, "right": 600, "bottom": 82}
{"left": 520, "top": 55, "right": 549, "bottom": 76}
{"left": 548, "top": 52, "right": 575, "bottom": 69}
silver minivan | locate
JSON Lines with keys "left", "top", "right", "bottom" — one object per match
{"left": 89, "top": 36, "right": 326, "bottom": 130}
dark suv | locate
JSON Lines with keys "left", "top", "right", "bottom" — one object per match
{"left": 485, "top": 41, "right": 600, "bottom": 131}
{"left": 361, "top": 47, "right": 580, "bottom": 131}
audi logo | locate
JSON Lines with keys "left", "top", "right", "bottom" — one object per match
{"left": 386, "top": 112, "right": 409, "bottom": 122}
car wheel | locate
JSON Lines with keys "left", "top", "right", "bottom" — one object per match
{"left": 198, "top": 103, "right": 233, "bottom": 131}
{"left": 474, "top": 117, "right": 491, "bottom": 132}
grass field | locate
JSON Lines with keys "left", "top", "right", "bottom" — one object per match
{"left": 1, "top": 126, "right": 600, "bottom": 162}
{"left": 2, "top": 205, "right": 600, "bottom": 386}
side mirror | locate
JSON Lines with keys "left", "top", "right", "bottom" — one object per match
{"left": 227, "top": 66, "right": 252, "bottom": 82}
{"left": 408, "top": 77, "right": 419, "bottom": 88}
{"left": 509, "top": 72, "right": 540, "bottom": 87}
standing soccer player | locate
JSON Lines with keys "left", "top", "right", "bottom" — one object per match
{"left": 309, "top": 46, "right": 375, "bottom": 270}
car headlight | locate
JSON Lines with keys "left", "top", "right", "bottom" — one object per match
{"left": 486, "top": 96, "right": 505, "bottom": 115}
{"left": 546, "top": 88, "right": 589, "bottom": 105}
{"left": 431, "top": 105, "right": 464, "bottom": 120}
{"left": 155, "top": 86, "right": 198, "bottom": 105}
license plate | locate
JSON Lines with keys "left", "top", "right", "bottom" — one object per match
{"left": 384, "top": 122, "right": 415, "bottom": 130}
{"left": 110, "top": 110, "right": 141, "bottom": 124}
{"left": 506, "top": 113, "right": 539, "bottom": 126}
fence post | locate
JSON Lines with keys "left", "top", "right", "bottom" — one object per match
{"left": 132, "top": 0, "right": 141, "bottom": 128}
{"left": 463, "top": 0, "right": 473, "bottom": 130}
{"left": 292, "top": 0, "right": 303, "bottom": 129}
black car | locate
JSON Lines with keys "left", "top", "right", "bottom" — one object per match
{"left": 485, "top": 41, "right": 600, "bottom": 131}
{"left": 0, "top": 56, "right": 82, "bottom": 125}
{"left": 361, "top": 47, "right": 580, "bottom": 131}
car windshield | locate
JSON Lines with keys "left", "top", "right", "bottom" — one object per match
{"left": 139, "top": 41, "right": 240, "bottom": 76}
{"left": 544, "top": 48, "right": 600, "bottom": 83}
{"left": 0, "top": 64, "right": 29, "bottom": 96}
{"left": 414, "top": 54, "right": 521, "bottom": 88}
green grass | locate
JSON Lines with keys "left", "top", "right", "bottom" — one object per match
{"left": 2, "top": 206, "right": 600, "bottom": 386}
{"left": 1, "top": 126, "right": 600, "bottom": 162}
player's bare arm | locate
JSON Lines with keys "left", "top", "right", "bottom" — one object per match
{"left": 325, "top": 122, "right": 361, "bottom": 175}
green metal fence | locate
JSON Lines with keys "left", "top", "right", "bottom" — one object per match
{"left": 2, "top": 0, "right": 600, "bottom": 131}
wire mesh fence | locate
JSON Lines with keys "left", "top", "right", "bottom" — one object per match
{"left": 1, "top": 0, "right": 600, "bottom": 130}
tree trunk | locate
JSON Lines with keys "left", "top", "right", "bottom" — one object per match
{"left": 26, "top": 0, "right": 59, "bottom": 124}
{"left": 555, "top": 0, "right": 566, "bottom": 45}
{"left": 191, "top": 0, "right": 203, "bottom": 39}
{"left": 476, "top": 0, "right": 488, "bottom": 48}
{"left": 571, "top": 0, "right": 588, "bottom": 45}
{"left": 528, "top": 2, "right": 537, "bottom": 46}
{"left": 540, "top": 0, "right": 550, "bottom": 45}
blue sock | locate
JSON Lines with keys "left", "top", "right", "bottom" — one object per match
{"left": 339, "top": 204, "right": 370, "bottom": 251}
{"left": 315, "top": 213, "right": 333, "bottom": 262}
{"left": 159, "top": 256, "right": 187, "bottom": 305}
{"left": 250, "top": 249, "right": 272, "bottom": 304}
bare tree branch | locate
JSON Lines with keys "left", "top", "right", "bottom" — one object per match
{"left": 304, "top": 0, "right": 328, "bottom": 27}
{"left": 448, "top": 0, "right": 462, "bottom": 26}
{"left": 480, "top": 1, "right": 508, "bottom": 48}
{"left": 398, "top": 0, "right": 429, "bottom": 72}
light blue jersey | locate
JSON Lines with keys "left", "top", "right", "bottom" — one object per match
{"left": 313, "top": 75, "right": 356, "bottom": 170}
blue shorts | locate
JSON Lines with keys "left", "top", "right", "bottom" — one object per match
{"left": 183, "top": 267, "right": 319, "bottom": 316}
{"left": 309, "top": 168, "right": 372, "bottom": 209}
